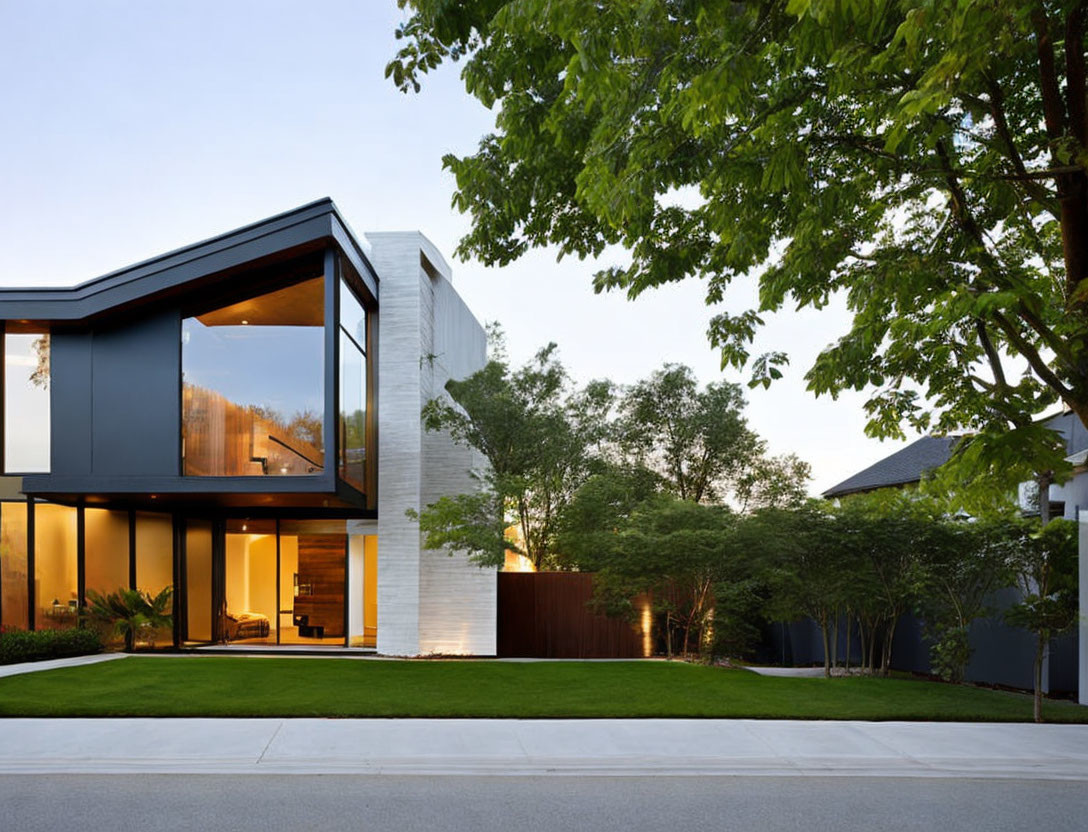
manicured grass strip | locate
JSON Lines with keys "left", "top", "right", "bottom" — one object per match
{"left": 0, "top": 657, "right": 1084, "bottom": 721}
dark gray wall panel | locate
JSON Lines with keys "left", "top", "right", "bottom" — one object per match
{"left": 50, "top": 332, "right": 93, "bottom": 475}
{"left": 91, "top": 310, "right": 180, "bottom": 476}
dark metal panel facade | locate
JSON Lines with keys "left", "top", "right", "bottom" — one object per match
{"left": 90, "top": 310, "right": 181, "bottom": 476}
{"left": 50, "top": 331, "right": 94, "bottom": 475}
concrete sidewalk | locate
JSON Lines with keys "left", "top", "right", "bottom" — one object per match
{"left": 1, "top": 718, "right": 1086, "bottom": 779}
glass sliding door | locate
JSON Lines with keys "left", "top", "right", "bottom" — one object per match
{"left": 223, "top": 519, "right": 277, "bottom": 643}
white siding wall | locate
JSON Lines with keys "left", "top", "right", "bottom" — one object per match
{"left": 367, "top": 232, "right": 495, "bottom": 656}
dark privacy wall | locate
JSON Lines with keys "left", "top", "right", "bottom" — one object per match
{"left": 51, "top": 310, "right": 181, "bottom": 476}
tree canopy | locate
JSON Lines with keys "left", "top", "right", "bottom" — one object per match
{"left": 416, "top": 339, "right": 810, "bottom": 568}
{"left": 389, "top": 0, "right": 1088, "bottom": 488}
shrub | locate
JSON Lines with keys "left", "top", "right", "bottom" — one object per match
{"left": 82, "top": 586, "right": 173, "bottom": 652}
{"left": 0, "top": 627, "right": 103, "bottom": 665}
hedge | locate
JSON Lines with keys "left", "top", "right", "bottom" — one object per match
{"left": 0, "top": 628, "right": 103, "bottom": 665}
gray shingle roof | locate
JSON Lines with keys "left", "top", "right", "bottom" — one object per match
{"left": 822, "top": 436, "right": 959, "bottom": 499}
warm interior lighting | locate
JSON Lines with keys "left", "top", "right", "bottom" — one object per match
{"left": 241, "top": 320, "right": 248, "bottom": 325}
{"left": 641, "top": 600, "right": 653, "bottom": 658}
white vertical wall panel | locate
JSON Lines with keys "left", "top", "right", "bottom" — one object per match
{"left": 367, "top": 232, "right": 495, "bottom": 656}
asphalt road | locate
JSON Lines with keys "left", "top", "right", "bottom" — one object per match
{"left": 2, "top": 774, "right": 1086, "bottom": 832}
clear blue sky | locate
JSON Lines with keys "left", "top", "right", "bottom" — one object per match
{"left": 0, "top": 0, "right": 918, "bottom": 493}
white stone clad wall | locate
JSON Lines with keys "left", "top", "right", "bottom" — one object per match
{"left": 367, "top": 232, "right": 495, "bottom": 656}
{"left": 368, "top": 233, "right": 424, "bottom": 656}
{"left": 418, "top": 274, "right": 495, "bottom": 655}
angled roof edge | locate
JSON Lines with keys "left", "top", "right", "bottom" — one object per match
{"left": 0, "top": 198, "right": 378, "bottom": 322}
{"left": 822, "top": 435, "right": 959, "bottom": 499}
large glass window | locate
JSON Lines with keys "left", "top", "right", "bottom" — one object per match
{"left": 224, "top": 518, "right": 277, "bottom": 644}
{"left": 84, "top": 509, "right": 130, "bottom": 598}
{"left": 34, "top": 503, "right": 77, "bottom": 630}
{"left": 1, "top": 502, "right": 29, "bottom": 631}
{"left": 135, "top": 512, "right": 173, "bottom": 597}
{"left": 338, "top": 278, "right": 367, "bottom": 493}
{"left": 182, "top": 276, "right": 325, "bottom": 476}
{"left": 4, "top": 332, "right": 50, "bottom": 473}
{"left": 184, "top": 520, "right": 212, "bottom": 642}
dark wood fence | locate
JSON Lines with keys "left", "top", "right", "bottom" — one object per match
{"left": 497, "top": 572, "right": 649, "bottom": 658}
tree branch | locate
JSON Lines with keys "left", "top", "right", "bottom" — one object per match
{"left": 1066, "top": 2, "right": 1088, "bottom": 147}
{"left": 1032, "top": 6, "right": 1066, "bottom": 146}
{"left": 991, "top": 310, "right": 1075, "bottom": 399}
{"left": 974, "top": 318, "right": 1009, "bottom": 390}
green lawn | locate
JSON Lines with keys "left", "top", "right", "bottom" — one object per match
{"left": 0, "top": 657, "right": 1085, "bottom": 721}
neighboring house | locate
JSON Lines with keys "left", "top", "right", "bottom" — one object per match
{"left": 0, "top": 199, "right": 496, "bottom": 656}
{"left": 811, "top": 420, "right": 1087, "bottom": 693}
{"left": 822, "top": 435, "right": 959, "bottom": 500}
{"left": 824, "top": 417, "right": 1088, "bottom": 520}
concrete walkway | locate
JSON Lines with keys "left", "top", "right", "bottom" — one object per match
{"left": 1, "top": 718, "right": 1086, "bottom": 779}
{"left": 0, "top": 653, "right": 125, "bottom": 679}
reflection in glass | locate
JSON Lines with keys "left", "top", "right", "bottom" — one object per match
{"left": 339, "top": 331, "right": 366, "bottom": 492}
{"left": 1, "top": 502, "right": 29, "bottom": 630}
{"left": 34, "top": 503, "right": 77, "bottom": 630}
{"left": 339, "top": 278, "right": 366, "bottom": 347}
{"left": 135, "top": 512, "right": 173, "bottom": 597}
{"left": 182, "top": 276, "right": 324, "bottom": 476}
{"left": 84, "top": 509, "right": 130, "bottom": 598}
{"left": 338, "top": 277, "right": 367, "bottom": 494}
{"left": 4, "top": 332, "right": 50, "bottom": 473}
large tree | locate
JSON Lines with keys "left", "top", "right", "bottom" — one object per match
{"left": 389, "top": 0, "right": 1088, "bottom": 483}
{"left": 418, "top": 342, "right": 611, "bottom": 569}
{"left": 615, "top": 363, "right": 808, "bottom": 506}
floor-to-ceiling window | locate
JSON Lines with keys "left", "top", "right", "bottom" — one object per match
{"left": 338, "top": 275, "right": 368, "bottom": 495}
{"left": 182, "top": 274, "right": 325, "bottom": 477}
{"left": 184, "top": 520, "right": 212, "bottom": 643}
{"left": 34, "top": 503, "right": 77, "bottom": 630}
{"left": 0, "top": 501, "right": 29, "bottom": 630}
{"left": 4, "top": 331, "right": 50, "bottom": 473}
{"left": 84, "top": 508, "right": 129, "bottom": 598}
{"left": 135, "top": 512, "right": 173, "bottom": 598}
{"left": 224, "top": 519, "right": 277, "bottom": 643}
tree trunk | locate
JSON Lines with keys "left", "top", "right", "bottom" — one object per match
{"left": 830, "top": 611, "right": 839, "bottom": 671}
{"left": 1038, "top": 472, "right": 1052, "bottom": 526}
{"left": 819, "top": 614, "right": 831, "bottom": 677}
{"left": 1033, "top": 631, "right": 1046, "bottom": 723}
{"left": 844, "top": 613, "right": 852, "bottom": 674}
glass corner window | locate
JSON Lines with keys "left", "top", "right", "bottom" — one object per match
{"left": 182, "top": 275, "right": 325, "bottom": 476}
{"left": 4, "top": 330, "right": 50, "bottom": 473}
{"left": 338, "top": 275, "right": 368, "bottom": 494}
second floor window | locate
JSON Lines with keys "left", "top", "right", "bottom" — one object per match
{"left": 182, "top": 275, "right": 325, "bottom": 476}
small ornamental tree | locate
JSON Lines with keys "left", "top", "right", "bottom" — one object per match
{"left": 1004, "top": 517, "right": 1079, "bottom": 723}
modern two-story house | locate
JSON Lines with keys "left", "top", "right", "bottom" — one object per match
{"left": 0, "top": 199, "right": 496, "bottom": 656}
